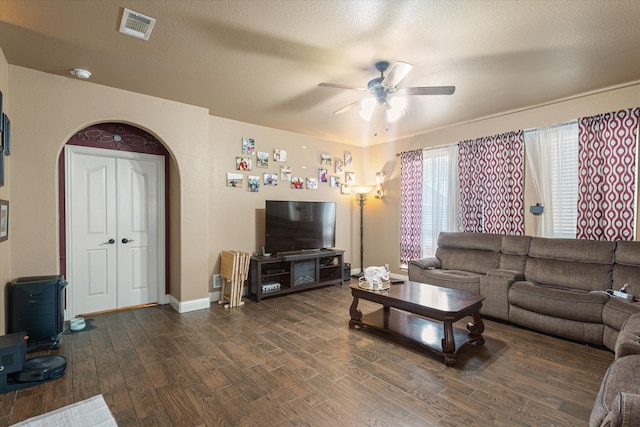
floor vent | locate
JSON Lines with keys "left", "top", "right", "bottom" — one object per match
{"left": 119, "top": 8, "right": 156, "bottom": 41}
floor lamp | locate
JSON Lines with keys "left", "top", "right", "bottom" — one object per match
{"left": 352, "top": 186, "right": 372, "bottom": 277}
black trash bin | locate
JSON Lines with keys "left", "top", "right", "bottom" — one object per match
{"left": 8, "top": 275, "right": 68, "bottom": 352}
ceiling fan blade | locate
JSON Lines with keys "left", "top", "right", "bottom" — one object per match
{"left": 399, "top": 86, "right": 456, "bottom": 96}
{"left": 381, "top": 61, "right": 413, "bottom": 88}
{"left": 332, "top": 100, "right": 360, "bottom": 115}
{"left": 318, "top": 83, "right": 367, "bottom": 91}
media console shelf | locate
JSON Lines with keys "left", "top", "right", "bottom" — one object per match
{"left": 249, "top": 250, "right": 344, "bottom": 302}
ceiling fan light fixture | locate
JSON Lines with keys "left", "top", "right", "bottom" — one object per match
{"left": 359, "top": 98, "right": 376, "bottom": 121}
{"left": 386, "top": 97, "right": 407, "bottom": 122}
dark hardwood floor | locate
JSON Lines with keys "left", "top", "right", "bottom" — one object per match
{"left": 0, "top": 281, "right": 613, "bottom": 426}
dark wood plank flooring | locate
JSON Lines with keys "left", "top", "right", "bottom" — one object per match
{"left": 0, "top": 281, "right": 613, "bottom": 426}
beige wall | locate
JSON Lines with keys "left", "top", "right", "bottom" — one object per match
{"left": 8, "top": 65, "right": 210, "bottom": 313}
{"left": 0, "top": 48, "right": 10, "bottom": 334}
{"left": 364, "top": 83, "right": 640, "bottom": 274}
{"left": 208, "top": 116, "right": 364, "bottom": 288}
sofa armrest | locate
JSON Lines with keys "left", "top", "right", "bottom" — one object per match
{"left": 601, "top": 392, "right": 640, "bottom": 427}
{"left": 408, "top": 257, "right": 442, "bottom": 270}
{"left": 616, "top": 313, "right": 640, "bottom": 359}
{"left": 485, "top": 268, "right": 525, "bottom": 281}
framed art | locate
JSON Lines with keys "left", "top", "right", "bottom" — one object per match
{"left": 0, "top": 91, "right": 3, "bottom": 132}
{"left": 0, "top": 199, "right": 8, "bottom": 242}
{"left": 2, "top": 114, "right": 10, "bottom": 155}
{"left": 242, "top": 137, "right": 255, "bottom": 155}
{"left": 0, "top": 151, "right": 3, "bottom": 187}
{"left": 236, "top": 157, "right": 252, "bottom": 171}
{"left": 226, "top": 172, "right": 244, "bottom": 188}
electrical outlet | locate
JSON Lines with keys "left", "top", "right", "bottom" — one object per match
{"left": 384, "top": 263, "right": 389, "bottom": 271}
{"left": 212, "top": 274, "right": 222, "bottom": 289}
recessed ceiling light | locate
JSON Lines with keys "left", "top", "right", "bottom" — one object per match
{"left": 70, "top": 68, "right": 91, "bottom": 79}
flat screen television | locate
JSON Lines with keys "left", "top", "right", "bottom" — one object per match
{"left": 265, "top": 200, "right": 336, "bottom": 254}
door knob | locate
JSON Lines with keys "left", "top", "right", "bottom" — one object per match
{"left": 122, "top": 238, "right": 135, "bottom": 244}
{"left": 100, "top": 239, "right": 115, "bottom": 245}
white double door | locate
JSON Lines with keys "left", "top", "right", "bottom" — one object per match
{"left": 66, "top": 146, "right": 165, "bottom": 317}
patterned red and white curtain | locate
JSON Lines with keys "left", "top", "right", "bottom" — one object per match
{"left": 577, "top": 108, "right": 640, "bottom": 241}
{"left": 458, "top": 131, "right": 525, "bottom": 235}
{"left": 400, "top": 149, "right": 423, "bottom": 265}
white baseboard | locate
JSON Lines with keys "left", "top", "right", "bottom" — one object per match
{"left": 168, "top": 295, "right": 211, "bottom": 313}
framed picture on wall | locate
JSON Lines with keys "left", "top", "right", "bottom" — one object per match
{"left": 3, "top": 114, "right": 10, "bottom": 155}
{"left": 0, "top": 91, "right": 3, "bottom": 132}
{"left": 0, "top": 199, "right": 8, "bottom": 242}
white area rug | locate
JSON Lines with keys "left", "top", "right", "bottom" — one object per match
{"left": 11, "top": 394, "right": 117, "bottom": 426}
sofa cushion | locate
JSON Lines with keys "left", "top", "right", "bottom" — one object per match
{"left": 499, "top": 235, "right": 532, "bottom": 272}
{"left": 436, "top": 248, "right": 500, "bottom": 275}
{"left": 509, "top": 281, "right": 608, "bottom": 323}
{"left": 590, "top": 355, "right": 640, "bottom": 427}
{"left": 509, "top": 305, "right": 604, "bottom": 344}
{"left": 613, "top": 241, "right": 640, "bottom": 297}
{"left": 408, "top": 268, "right": 481, "bottom": 294}
{"left": 524, "top": 238, "right": 615, "bottom": 292}
{"left": 528, "top": 237, "right": 616, "bottom": 264}
{"left": 437, "top": 231, "right": 502, "bottom": 252}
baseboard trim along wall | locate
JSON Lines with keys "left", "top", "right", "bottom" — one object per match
{"left": 169, "top": 295, "right": 211, "bottom": 313}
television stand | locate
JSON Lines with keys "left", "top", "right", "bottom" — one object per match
{"left": 249, "top": 250, "right": 344, "bottom": 302}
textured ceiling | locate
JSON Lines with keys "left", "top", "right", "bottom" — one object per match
{"left": 1, "top": 0, "right": 640, "bottom": 146}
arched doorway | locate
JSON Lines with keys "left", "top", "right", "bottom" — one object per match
{"left": 58, "top": 123, "right": 171, "bottom": 317}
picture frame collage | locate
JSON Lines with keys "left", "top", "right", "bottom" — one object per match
{"left": 227, "top": 137, "right": 356, "bottom": 193}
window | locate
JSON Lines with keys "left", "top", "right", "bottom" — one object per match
{"left": 524, "top": 121, "right": 579, "bottom": 238}
{"left": 421, "top": 145, "right": 458, "bottom": 256}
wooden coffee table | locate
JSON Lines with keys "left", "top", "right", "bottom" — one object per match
{"left": 349, "top": 281, "right": 485, "bottom": 366}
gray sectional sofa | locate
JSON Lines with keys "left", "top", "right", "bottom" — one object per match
{"left": 407, "top": 232, "right": 640, "bottom": 426}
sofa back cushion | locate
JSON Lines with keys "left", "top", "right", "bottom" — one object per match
{"left": 435, "top": 232, "right": 501, "bottom": 274}
{"left": 614, "top": 241, "right": 640, "bottom": 296}
{"left": 524, "top": 237, "right": 615, "bottom": 291}
{"left": 499, "top": 235, "right": 532, "bottom": 273}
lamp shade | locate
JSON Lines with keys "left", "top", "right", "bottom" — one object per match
{"left": 352, "top": 185, "right": 373, "bottom": 194}
{"left": 359, "top": 98, "right": 376, "bottom": 121}
{"left": 386, "top": 97, "right": 406, "bottom": 122}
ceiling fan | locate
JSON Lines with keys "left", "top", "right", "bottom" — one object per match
{"left": 318, "top": 61, "right": 455, "bottom": 122}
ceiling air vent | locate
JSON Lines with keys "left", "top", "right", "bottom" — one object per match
{"left": 119, "top": 8, "right": 156, "bottom": 41}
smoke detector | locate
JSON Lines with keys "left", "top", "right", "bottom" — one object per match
{"left": 119, "top": 8, "right": 156, "bottom": 40}
{"left": 70, "top": 68, "right": 91, "bottom": 79}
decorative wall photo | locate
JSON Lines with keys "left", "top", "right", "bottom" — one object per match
{"left": 242, "top": 137, "right": 255, "bottom": 155}
{"left": 274, "top": 149, "right": 287, "bottom": 162}
{"left": 256, "top": 151, "right": 269, "bottom": 168}
{"left": 318, "top": 168, "right": 328, "bottom": 182}
{"left": 306, "top": 178, "right": 318, "bottom": 189}
{"left": 344, "top": 151, "right": 352, "bottom": 167}
{"left": 263, "top": 172, "right": 278, "bottom": 186}
{"left": 226, "top": 172, "right": 244, "bottom": 187}
{"left": 330, "top": 176, "right": 341, "bottom": 188}
{"left": 236, "top": 157, "right": 252, "bottom": 171}
{"left": 280, "top": 165, "right": 291, "bottom": 181}
{"left": 321, "top": 153, "right": 332, "bottom": 165}
{"left": 291, "top": 177, "right": 304, "bottom": 189}
{"left": 335, "top": 159, "right": 344, "bottom": 173}
{"left": 247, "top": 176, "right": 260, "bottom": 192}
{"left": 341, "top": 184, "right": 351, "bottom": 194}
{"left": 0, "top": 199, "right": 8, "bottom": 242}
{"left": 345, "top": 171, "right": 355, "bottom": 184}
